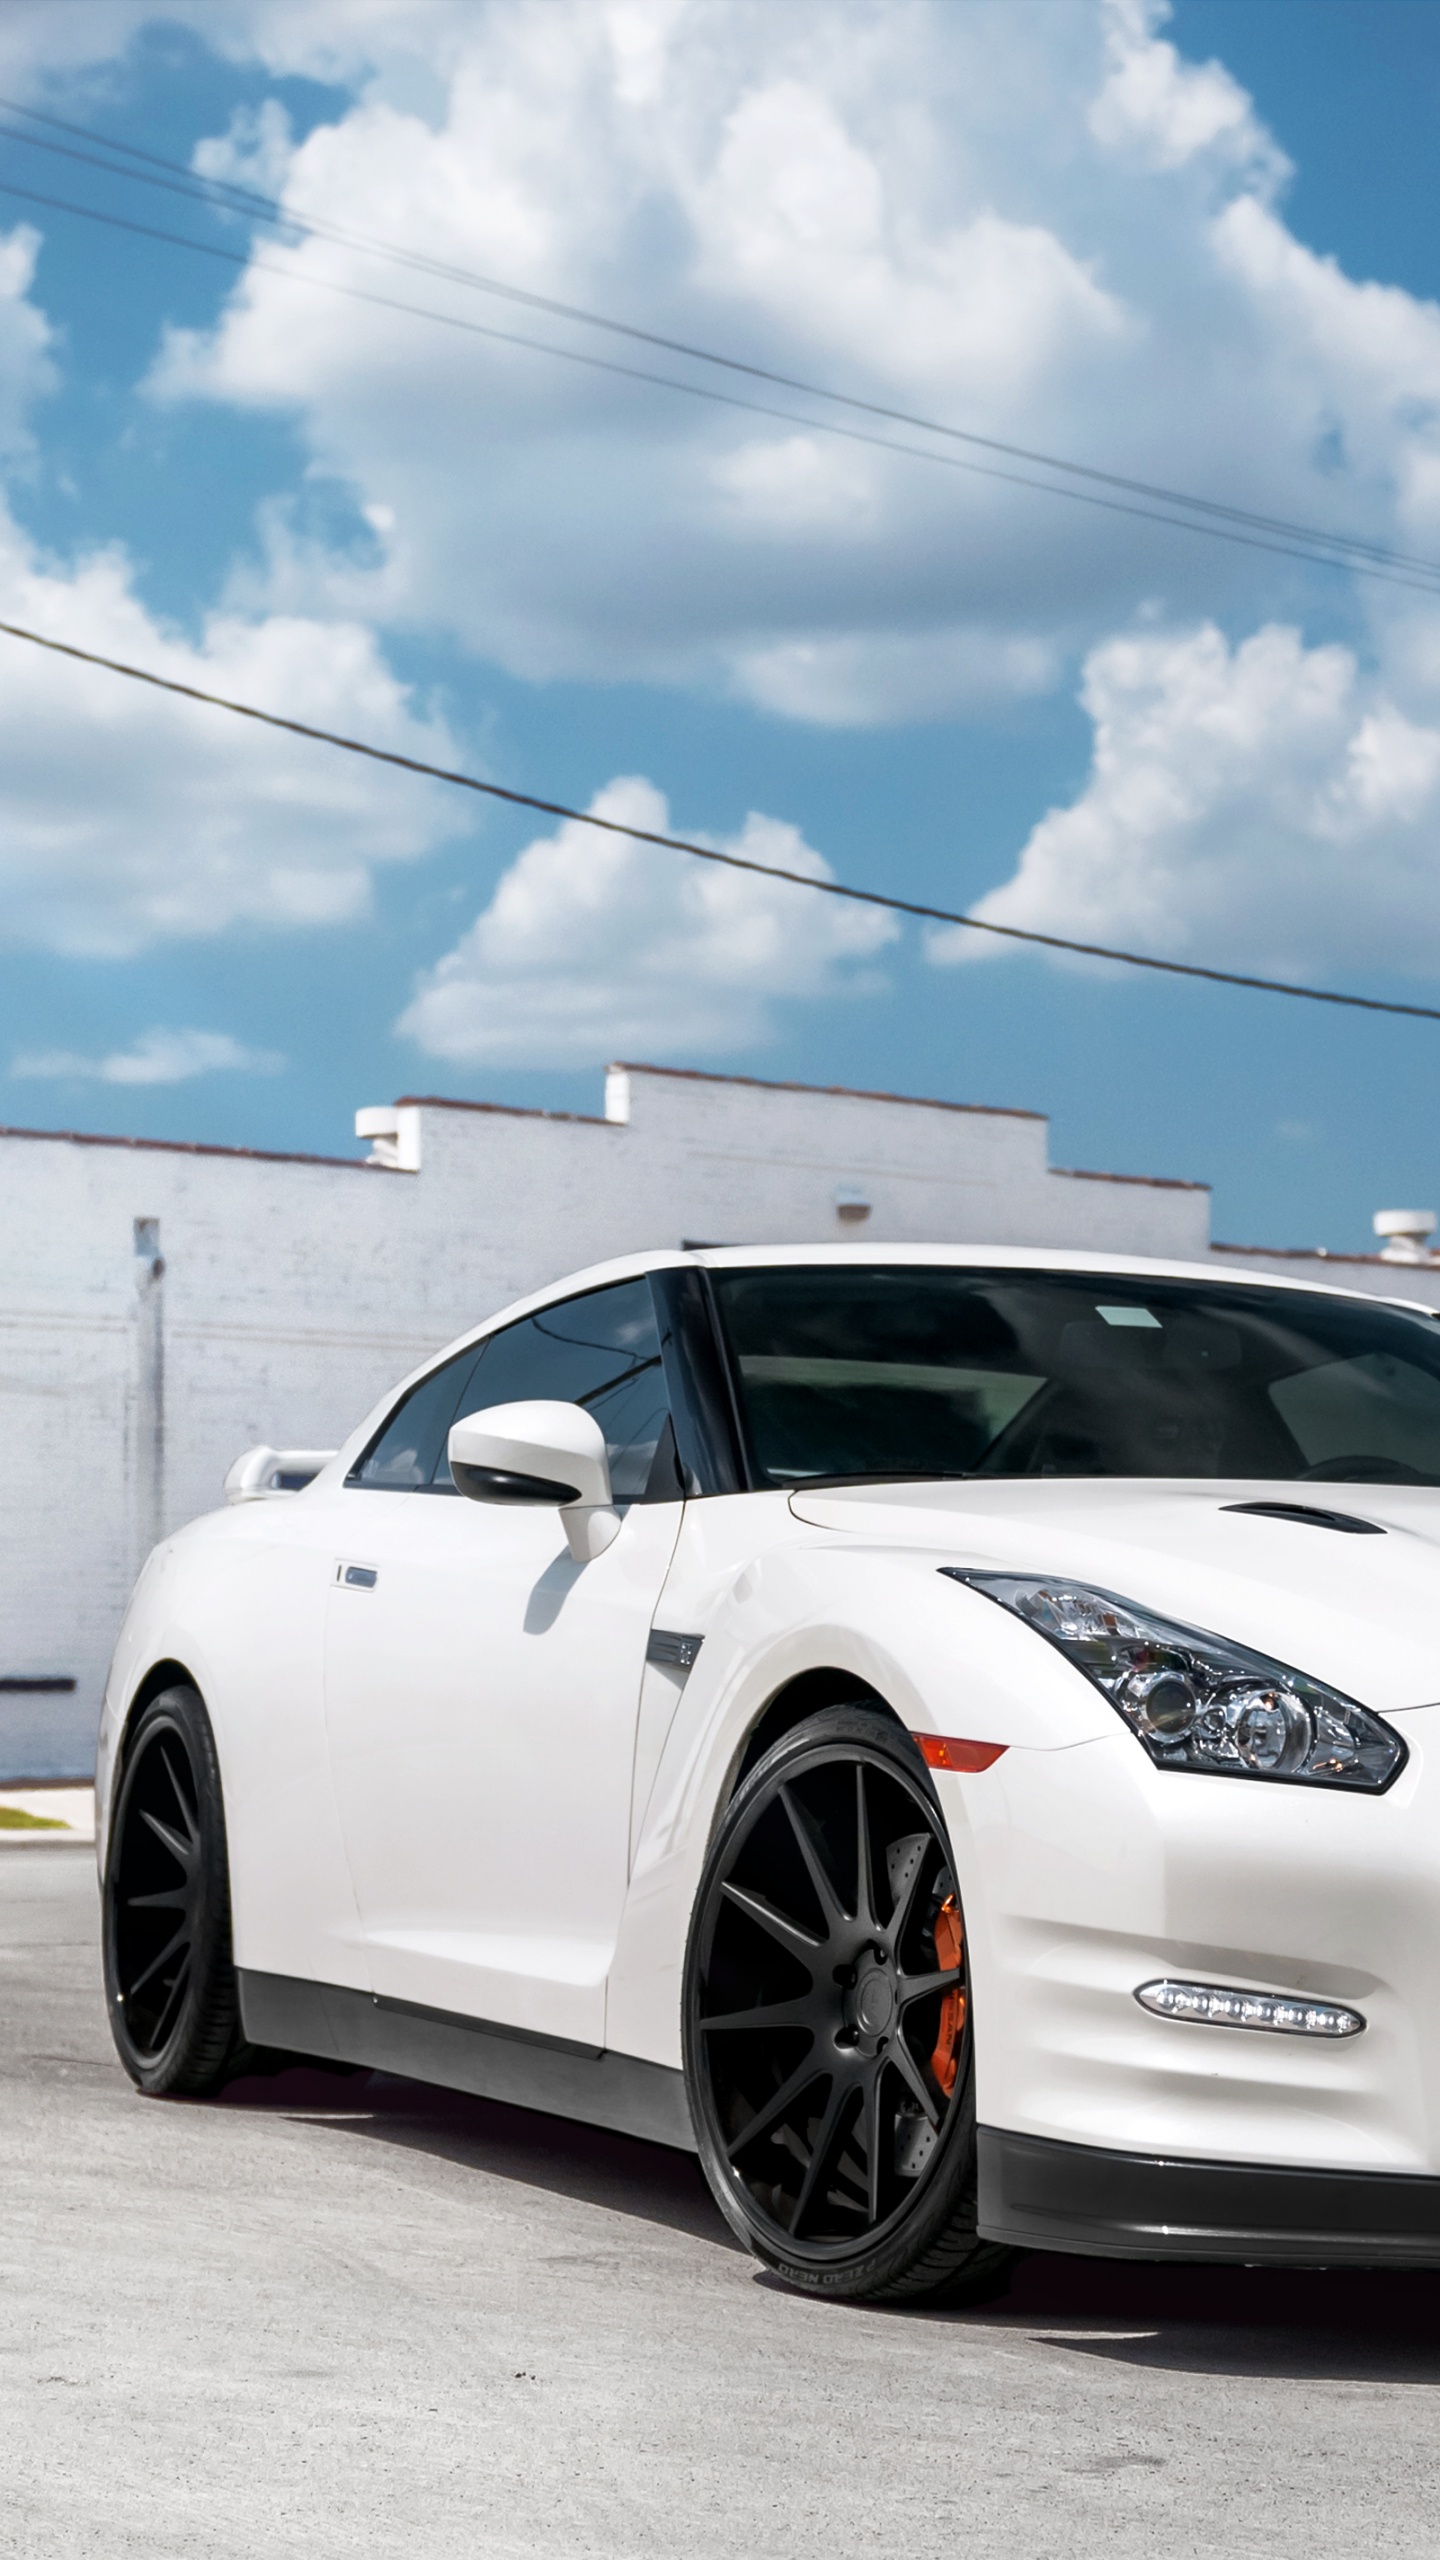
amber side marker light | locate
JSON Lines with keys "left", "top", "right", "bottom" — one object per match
{"left": 914, "top": 1734, "right": 1007, "bottom": 1773}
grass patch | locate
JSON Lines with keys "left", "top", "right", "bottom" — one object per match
{"left": 0, "top": 1805, "right": 69, "bottom": 1830}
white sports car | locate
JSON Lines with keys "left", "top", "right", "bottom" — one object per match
{"left": 96, "top": 1246, "right": 1440, "bottom": 2300}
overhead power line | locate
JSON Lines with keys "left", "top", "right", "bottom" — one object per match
{"left": 0, "top": 613, "right": 1435, "bottom": 1027}
{"left": 3, "top": 171, "right": 1439, "bottom": 605}
{"left": 0, "top": 99, "right": 1435, "bottom": 595}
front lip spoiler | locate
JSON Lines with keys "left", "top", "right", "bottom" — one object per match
{"left": 978, "top": 2127, "right": 1440, "bottom": 2267}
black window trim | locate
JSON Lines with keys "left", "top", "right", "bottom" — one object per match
{"left": 650, "top": 1265, "right": 750, "bottom": 1497}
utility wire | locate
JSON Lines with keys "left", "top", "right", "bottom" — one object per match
{"left": 3, "top": 169, "right": 1440, "bottom": 602}
{"left": 0, "top": 97, "right": 1434, "bottom": 592}
{"left": 0, "top": 613, "right": 1435, "bottom": 1026}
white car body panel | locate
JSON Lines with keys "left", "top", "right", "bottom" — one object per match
{"left": 94, "top": 1240, "right": 1440, "bottom": 2252}
{"left": 788, "top": 1476, "right": 1440, "bottom": 1713}
{"left": 322, "top": 1486, "right": 682, "bottom": 2040}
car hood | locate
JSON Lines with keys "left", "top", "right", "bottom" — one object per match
{"left": 787, "top": 1478, "right": 1440, "bottom": 1714}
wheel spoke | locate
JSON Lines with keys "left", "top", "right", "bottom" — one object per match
{"left": 719, "top": 1879, "right": 823, "bottom": 1963}
{"left": 158, "top": 1743, "right": 200, "bottom": 1847}
{"left": 123, "top": 1918, "right": 191, "bottom": 2005}
{"left": 146, "top": 1953, "right": 192, "bottom": 2051}
{"left": 860, "top": 2063, "right": 884, "bottom": 2226}
{"left": 778, "top": 1784, "right": 849, "bottom": 1934}
{"left": 789, "top": 2081, "right": 853, "bottom": 2237}
{"left": 887, "top": 2030, "right": 941, "bottom": 2126}
{"left": 726, "top": 2056, "right": 830, "bottom": 2161}
{"left": 125, "top": 1886, "right": 189, "bottom": 1914}
{"left": 896, "top": 1965, "right": 962, "bottom": 2009}
{"left": 699, "top": 1997, "right": 818, "bottom": 2035}
{"left": 854, "top": 1765, "right": 875, "bottom": 1932}
{"left": 138, "top": 1806, "right": 195, "bottom": 1871}
{"left": 884, "top": 1832, "right": 931, "bottom": 1952}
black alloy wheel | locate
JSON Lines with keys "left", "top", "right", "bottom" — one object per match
{"left": 684, "top": 1703, "right": 1014, "bottom": 2302}
{"left": 103, "top": 1684, "right": 247, "bottom": 2096}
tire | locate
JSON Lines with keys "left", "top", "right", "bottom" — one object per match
{"left": 102, "top": 1684, "right": 249, "bottom": 2096}
{"left": 683, "top": 1703, "right": 1015, "bottom": 2304}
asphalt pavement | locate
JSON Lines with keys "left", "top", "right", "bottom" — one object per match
{"left": 5, "top": 1850, "right": 1440, "bottom": 2559}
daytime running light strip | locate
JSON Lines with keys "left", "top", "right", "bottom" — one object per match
{"left": 1136, "top": 1978, "right": 1365, "bottom": 2037}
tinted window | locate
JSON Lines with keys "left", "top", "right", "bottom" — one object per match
{"left": 709, "top": 1265, "right": 1440, "bottom": 1485}
{"left": 472, "top": 1278, "right": 674, "bottom": 1501}
{"left": 350, "top": 1277, "right": 676, "bottom": 1501}
{"left": 348, "top": 1340, "right": 489, "bottom": 1490}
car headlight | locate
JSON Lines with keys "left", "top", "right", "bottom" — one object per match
{"left": 944, "top": 1570, "right": 1406, "bottom": 1792}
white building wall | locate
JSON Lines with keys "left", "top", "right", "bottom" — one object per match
{"left": 1210, "top": 1243, "right": 1440, "bottom": 1313}
{"left": 0, "top": 1057, "right": 1216, "bottom": 1777}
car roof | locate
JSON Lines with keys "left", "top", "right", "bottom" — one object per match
{"left": 484, "top": 1239, "right": 1440, "bottom": 1333}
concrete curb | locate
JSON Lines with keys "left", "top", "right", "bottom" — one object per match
{"left": 0, "top": 1785, "right": 95, "bottom": 1846}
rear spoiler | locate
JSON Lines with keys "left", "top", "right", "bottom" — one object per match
{"left": 224, "top": 1446, "right": 337, "bottom": 1504}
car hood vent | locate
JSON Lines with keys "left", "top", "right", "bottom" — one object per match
{"left": 1220, "top": 1502, "right": 1385, "bottom": 1536}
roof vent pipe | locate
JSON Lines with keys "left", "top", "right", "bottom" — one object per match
{"left": 1374, "top": 1209, "right": 1438, "bottom": 1263}
{"left": 355, "top": 1107, "right": 422, "bottom": 1172}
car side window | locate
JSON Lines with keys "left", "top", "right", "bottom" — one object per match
{"left": 348, "top": 1340, "right": 490, "bottom": 1489}
{"left": 460, "top": 1277, "right": 677, "bottom": 1502}
{"left": 349, "top": 1276, "right": 679, "bottom": 1501}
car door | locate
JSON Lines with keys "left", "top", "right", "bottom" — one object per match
{"left": 323, "top": 1275, "right": 684, "bottom": 2045}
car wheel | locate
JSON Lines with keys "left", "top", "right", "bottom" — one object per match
{"left": 102, "top": 1684, "right": 248, "bottom": 2096}
{"left": 684, "top": 1703, "right": 1015, "bottom": 2303}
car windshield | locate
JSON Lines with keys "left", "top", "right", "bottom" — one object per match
{"left": 708, "top": 1265, "right": 1440, "bottom": 1485}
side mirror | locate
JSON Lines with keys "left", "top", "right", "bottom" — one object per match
{"left": 447, "top": 1401, "right": 621, "bottom": 1560}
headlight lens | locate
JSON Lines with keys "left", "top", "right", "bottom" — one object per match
{"left": 946, "top": 1571, "right": 1406, "bottom": 1792}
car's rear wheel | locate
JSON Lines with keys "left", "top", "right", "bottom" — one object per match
{"left": 103, "top": 1684, "right": 248, "bottom": 2096}
{"left": 683, "top": 1703, "right": 1015, "bottom": 2302}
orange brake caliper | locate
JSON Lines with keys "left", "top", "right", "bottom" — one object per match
{"left": 930, "top": 1895, "right": 967, "bottom": 2098}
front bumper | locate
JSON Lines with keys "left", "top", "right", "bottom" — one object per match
{"left": 978, "top": 2126, "right": 1440, "bottom": 2267}
{"left": 939, "top": 1701, "right": 1440, "bottom": 2199}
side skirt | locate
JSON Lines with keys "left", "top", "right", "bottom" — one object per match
{"left": 238, "top": 1970, "right": 696, "bottom": 2154}
{"left": 979, "top": 2125, "right": 1440, "bottom": 2268}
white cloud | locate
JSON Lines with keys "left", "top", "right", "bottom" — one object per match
{"left": 929, "top": 621, "right": 1440, "bottom": 982}
{"left": 396, "top": 774, "right": 896, "bottom": 1064}
{"left": 1089, "top": 0, "right": 1281, "bottom": 178}
{"left": 6, "top": 0, "right": 1440, "bottom": 996}
{"left": 12, "top": 1028, "right": 284, "bottom": 1083}
{"left": 0, "top": 501, "right": 472, "bottom": 957}
{"left": 0, "top": 191, "right": 474, "bottom": 962}
{"left": 116, "top": 0, "right": 1440, "bottom": 750}
{"left": 193, "top": 98, "right": 298, "bottom": 200}
{"left": 132, "top": 0, "right": 1302, "bottom": 728}
{"left": 0, "top": 227, "right": 56, "bottom": 457}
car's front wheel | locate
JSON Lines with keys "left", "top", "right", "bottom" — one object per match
{"left": 102, "top": 1683, "right": 247, "bottom": 2096}
{"left": 683, "top": 1703, "right": 1014, "bottom": 2302}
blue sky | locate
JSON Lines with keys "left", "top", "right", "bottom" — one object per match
{"left": 0, "top": 1, "right": 1438, "bottom": 1249}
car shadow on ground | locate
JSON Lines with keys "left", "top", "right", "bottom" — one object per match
{"left": 213, "top": 2065, "right": 1440, "bottom": 2369}
{"left": 924, "top": 2250, "right": 1440, "bottom": 2383}
{"left": 213, "top": 2060, "right": 738, "bottom": 2248}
